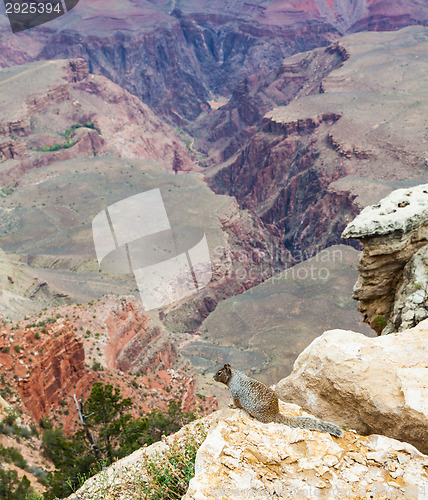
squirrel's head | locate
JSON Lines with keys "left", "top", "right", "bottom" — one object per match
{"left": 214, "top": 364, "right": 232, "bottom": 385}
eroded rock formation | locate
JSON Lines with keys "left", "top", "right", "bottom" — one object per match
{"left": 0, "top": 58, "right": 195, "bottom": 187}
{"left": 0, "top": 296, "right": 215, "bottom": 433}
{"left": 208, "top": 27, "right": 428, "bottom": 259}
{"left": 18, "top": 322, "right": 87, "bottom": 422}
{"left": 342, "top": 183, "right": 428, "bottom": 334}
{"left": 276, "top": 319, "right": 428, "bottom": 454}
{"left": 66, "top": 406, "right": 428, "bottom": 500}
{"left": 1, "top": 0, "right": 427, "bottom": 124}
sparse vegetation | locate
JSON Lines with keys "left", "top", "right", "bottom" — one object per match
{"left": 36, "top": 123, "right": 101, "bottom": 153}
{"left": 57, "top": 422, "right": 207, "bottom": 500}
{"left": 0, "top": 444, "right": 28, "bottom": 469}
{"left": 374, "top": 314, "right": 388, "bottom": 329}
{"left": 0, "top": 185, "right": 15, "bottom": 198}
{"left": 2, "top": 408, "right": 18, "bottom": 426}
{"left": 139, "top": 423, "right": 206, "bottom": 500}
{"left": 40, "top": 382, "right": 195, "bottom": 499}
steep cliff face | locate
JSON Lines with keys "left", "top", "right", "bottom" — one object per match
{"left": 0, "top": 297, "right": 215, "bottom": 434}
{"left": 209, "top": 27, "right": 428, "bottom": 258}
{"left": 193, "top": 43, "right": 347, "bottom": 163}
{"left": 0, "top": 3, "right": 337, "bottom": 123}
{"left": 342, "top": 184, "right": 428, "bottom": 334}
{"left": 1, "top": 1, "right": 427, "bottom": 124}
{"left": 18, "top": 323, "right": 87, "bottom": 423}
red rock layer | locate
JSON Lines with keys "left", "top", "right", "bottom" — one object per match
{"left": 18, "top": 324, "right": 89, "bottom": 422}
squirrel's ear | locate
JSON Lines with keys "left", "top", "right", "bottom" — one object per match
{"left": 224, "top": 363, "right": 231, "bottom": 369}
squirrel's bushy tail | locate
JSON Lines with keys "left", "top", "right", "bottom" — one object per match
{"left": 275, "top": 414, "right": 344, "bottom": 438}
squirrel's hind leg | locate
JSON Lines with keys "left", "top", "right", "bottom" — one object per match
{"left": 229, "top": 397, "right": 243, "bottom": 409}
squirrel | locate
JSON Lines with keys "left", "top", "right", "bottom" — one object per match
{"left": 214, "top": 364, "right": 343, "bottom": 438}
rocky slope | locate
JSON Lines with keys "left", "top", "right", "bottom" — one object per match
{"left": 0, "top": 58, "right": 195, "bottom": 188}
{"left": 0, "top": 153, "right": 288, "bottom": 330}
{"left": 343, "top": 183, "right": 428, "bottom": 334}
{"left": 66, "top": 406, "right": 428, "bottom": 500}
{"left": 0, "top": 296, "right": 215, "bottom": 435}
{"left": 208, "top": 27, "right": 428, "bottom": 258}
{"left": 1, "top": 1, "right": 428, "bottom": 124}
{"left": 184, "top": 408, "right": 428, "bottom": 500}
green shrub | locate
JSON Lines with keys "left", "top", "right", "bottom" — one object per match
{"left": 3, "top": 408, "right": 18, "bottom": 426}
{"left": 0, "top": 444, "right": 28, "bottom": 469}
{"left": 38, "top": 123, "right": 101, "bottom": 153}
{"left": 140, "top": 424, "right": 207, "bottom": 500}
{"left": 0, "top": 468, "right": 35, "bottom": 499}
{"left": 92, "top": 361, "right": 103, "bottom": 372}
{"left": 374, "top": 314, "right": 388, "bottom": 329}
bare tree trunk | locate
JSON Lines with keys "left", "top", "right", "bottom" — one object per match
{"left": 73, "top": 394, "right": 101, "bottom": 463}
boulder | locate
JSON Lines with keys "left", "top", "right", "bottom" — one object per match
{"left": 275, "top": 319, "right": 428, "bottom": 454}
{"left": 184, "top": 406, "right": 428, "bottom": 499}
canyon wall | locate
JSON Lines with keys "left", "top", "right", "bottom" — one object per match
{"left": 208, "top": 27, "right": 428, "bottom": 258}
{"left": 1, "top": 1, "right": 427, "bottom": 124}
{"left": 342, "top": 184, "right": 428, "bottom": 334}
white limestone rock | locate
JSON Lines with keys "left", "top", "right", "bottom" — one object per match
{"left": 342, "top": 183, "right": 428, "bottom": 239}
{"left": 342, "top": 183, "right": 428, "bottom": 333}
{"left": 184, "top": 405, "right": 428, "bottom": 500}
{"left": 275, "top": 319, "right": 428, "bottom": 455}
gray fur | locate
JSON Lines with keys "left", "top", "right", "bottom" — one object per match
{"left": 214, "top": 364, "right": 343, "bottom": 438}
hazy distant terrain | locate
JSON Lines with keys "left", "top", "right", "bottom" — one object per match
{"left": 183, "top": 245, "right": 374, "bottom": 385}
{"left": 1, "top": 0, "right": 428, "bottom": 122}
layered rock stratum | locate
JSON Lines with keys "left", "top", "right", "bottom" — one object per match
{"left": 207, "top": 26, "right": 428, "bottom": 257}
{"left": 0, "top": 57, "right": 195, "bottom": 187}
{"left": 1, "top": 0, "right": 428, "bottom": 123}
{"left": 0, "top": 296, "right": 216, "bottom": 435}
{"left": 343, "top": 183, "right": 428, "bottom": 334}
